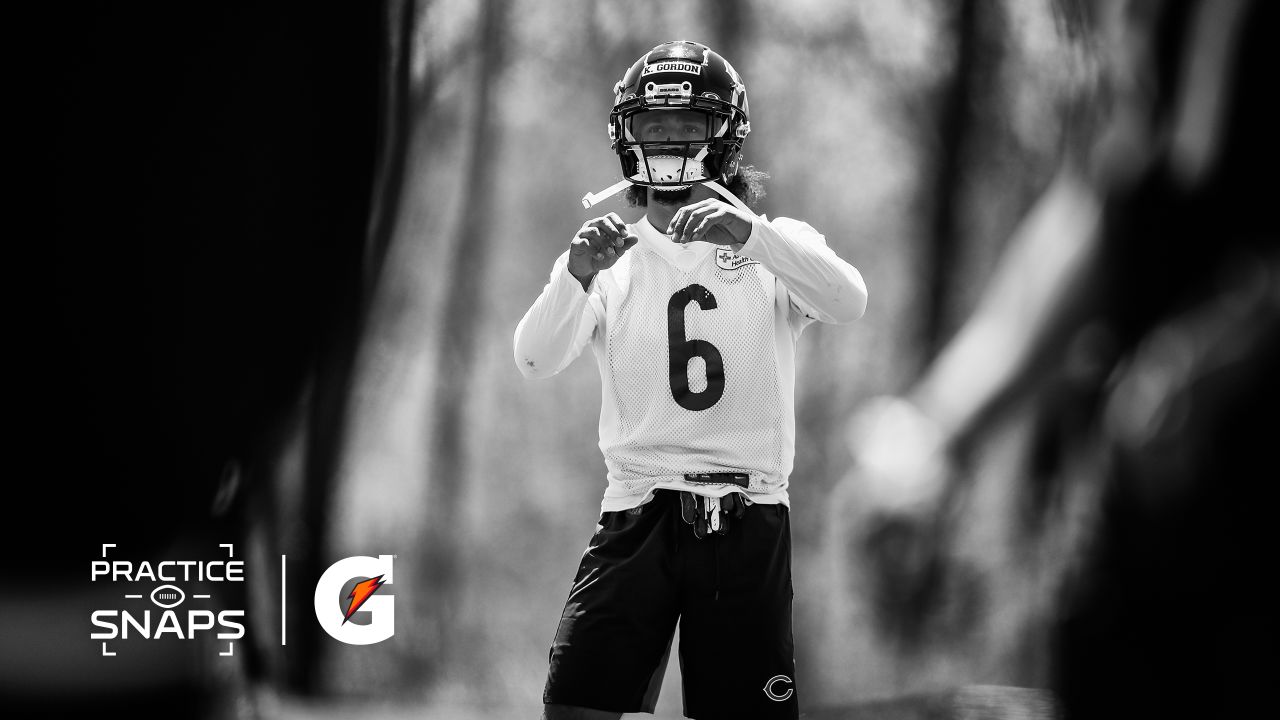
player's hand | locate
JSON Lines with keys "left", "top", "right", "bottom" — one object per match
{"left": 568, "top": 212, "right": 638, "bottom": 287}
{"left": 667, "top": 198, "right": 753, "bottom": 247}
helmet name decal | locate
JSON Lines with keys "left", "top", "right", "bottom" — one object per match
{"left": 642, "top": 61, "right": 702, "bottom": 76}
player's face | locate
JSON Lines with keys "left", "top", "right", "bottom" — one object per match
{"left": 630, "top": 110, "right": 710, "bottom": 143}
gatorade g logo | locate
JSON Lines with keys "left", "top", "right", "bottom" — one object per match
{"left": 313, "top": 555, "right": 394, "bottom": 645}
{"left": 763, "top": 674, "right": 794, "bottom": 702}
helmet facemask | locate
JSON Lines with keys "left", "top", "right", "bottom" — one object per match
{"left": 611, "top": 95, "right": 747, "bottom": 190}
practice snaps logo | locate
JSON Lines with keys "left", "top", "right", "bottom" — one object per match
{"left": 91, "top": 543, "right": 246, "bottom": 657}
{"left": 311, "top": 555, "right": 395, "bottom": 645}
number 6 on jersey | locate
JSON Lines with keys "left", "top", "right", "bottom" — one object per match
{"left": 668, "top": 284, "right": 725, "bottom": 411}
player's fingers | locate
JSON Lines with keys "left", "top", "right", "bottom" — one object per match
{"left": 607, "top": 234, "right": 637, "bottom": 261}
{"left": 583, "top": 229, "right": 620, "bottom": 257}
{"left": 577, "top": 234, "right": 608, "bottom": 260}
{"left": 584, "top": 217, "right": 608, "bottom": 234}
{"left": 605, "top": 213, "right": 628, "bottom": 241}
{"left": 591, "top": 214, "right": 631, "bottom": 244}
{"left": 690, "top": 209, "right": 726, "bottom": 242}
{"left": 668, "top": 198, "right": 724, "bottom": 242}
{"left": 680, "top": 206, "right": 715, "bottom": 244}
{"left": 597, "top": 216, "right": 624, "bottom": 241}
{"left": 577, "top": 234, "right": 634, "bottom": 274}
{"left": 577, "top": 225, "right": 605, "bottom": 243}
{"left": 584, "top": 219, "right": 612, "bottom": 240}
{"left": 665, "top": 208, "right": 684, "bottom": 240}
{"left": 614, "top": 225, "right": 635, "bottom": 249}
{"left": 578, "top": 240, "right": 606, "bottom": 263}
{"left": 594, "top": 245, "right": 627, "bottom": 271}
{"left": 669, "top": 202, "right": 707, "bottom": 240}
{"left": 670, "top": 207, "right": 697, "bottom": 244}
{"left": 680, "top": 207, "right": 711, "bottom": 243}
{"left": 606, "top": 223, "right": 633, "bottom": 249}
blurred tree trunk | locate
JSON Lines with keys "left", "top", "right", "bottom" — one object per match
{"left": 926, "top": 0, "right": 983, "bottom": 361}
{"left": 421, "top": 0, "right": 510, "bottom": 678}
{"left": 705, "top": 0, "right": 749, "bottom": 73}
{"left": 364, "top": 0, "right": 422, "bottom": 294}
{"left": 283, "top": 0, "right": 412, "bottom": 694}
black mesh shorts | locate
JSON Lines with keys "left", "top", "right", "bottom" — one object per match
{"left": 543, "top": 489, "right": 797, "bottom": 719}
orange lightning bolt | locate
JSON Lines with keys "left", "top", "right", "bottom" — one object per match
{"left": 342, "top": 575, "right": 386, "bottom": 624}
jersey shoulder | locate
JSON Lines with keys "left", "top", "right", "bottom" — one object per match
{"left": 761, "top": 215, "right": 825, "bottom": 244}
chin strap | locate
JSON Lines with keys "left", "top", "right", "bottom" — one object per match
{"left": 702, "top": 178, "right": 754, "bottom": 215}
{"left": 581, "top": 177, "right": 755, "bottom": 216}
{"left": 581, "top": 179, "right": 634, "bottom": 209}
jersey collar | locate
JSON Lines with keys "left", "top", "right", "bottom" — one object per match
{"left": 634, "top": 215, "right": 716, "bottom": 270}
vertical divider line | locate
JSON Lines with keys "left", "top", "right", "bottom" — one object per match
{"left": 281, "top": 554, "right": 287, "bottom": 646}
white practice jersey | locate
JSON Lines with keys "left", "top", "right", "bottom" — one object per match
{"left": 515, "top": 214, "right": 866, "bottom": 512}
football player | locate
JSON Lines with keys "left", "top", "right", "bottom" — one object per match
{"left": 515, "top": 40, "right": 867, "bottom": 720}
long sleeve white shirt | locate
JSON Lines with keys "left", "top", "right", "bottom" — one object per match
{"left": 515, "top": 214, "right": 866, "bottom": 511}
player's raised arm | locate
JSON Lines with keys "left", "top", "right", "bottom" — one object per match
{"left": 738, "top": 216, "right": 867, "bottom": 324}
{"left": 513, "top": 213, "right": 637, "bottom": 379}
{"left": 664, "top": 197, "right": 866, "bottom": 325}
